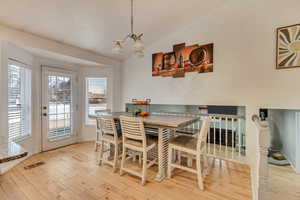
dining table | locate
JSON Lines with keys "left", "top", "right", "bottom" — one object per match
{"left": 100, "top": 112, "right": 199, "bottom": 182}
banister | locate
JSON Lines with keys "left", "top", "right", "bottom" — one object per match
{"left": 251, "top": 114, "right": 270, "bottom": 200}
{"left": 252, "top": 114, "right": 269, "bottom": 128}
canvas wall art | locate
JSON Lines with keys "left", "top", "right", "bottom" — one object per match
{"left": 152, "top": 43, "right": 214, "bottom": 78}
{"left": 276, "top": 24, "right": 300, "bottom": 69}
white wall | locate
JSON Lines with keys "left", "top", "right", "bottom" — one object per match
{"left": 120, "top": 0, "right": 300, "bottom": 198}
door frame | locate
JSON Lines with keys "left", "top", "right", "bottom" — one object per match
{"left": 41, "top": 66, "right": 78, "bottom": 151}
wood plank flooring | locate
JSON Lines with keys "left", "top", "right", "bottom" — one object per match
{"left": 0, "top": 142, "right": 252, "bottom": 200}
{"left": 267, "top": 164, "right": 300, "bottom": 200}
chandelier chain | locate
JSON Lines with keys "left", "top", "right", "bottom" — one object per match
{"left": 131, "top": 0, "right": 133, "bottom": 34}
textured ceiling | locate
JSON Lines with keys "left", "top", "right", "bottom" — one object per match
{"left": 0, "top": 0, "right": 229, "bottom": 60}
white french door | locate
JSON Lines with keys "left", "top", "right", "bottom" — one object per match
{"left": 41, "top": 67, "right": 77, "bottom": 151}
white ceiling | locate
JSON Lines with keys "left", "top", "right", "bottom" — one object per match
{"left": 0, "top": 0, "right": 229, "bottom": 60}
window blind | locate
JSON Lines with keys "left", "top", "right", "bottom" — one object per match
{"left": 8, "top": 61, "right": 32, "bottom": 140}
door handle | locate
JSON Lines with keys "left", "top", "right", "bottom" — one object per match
{"left": 43, "top": 113, "right": 47, "bottom": 117}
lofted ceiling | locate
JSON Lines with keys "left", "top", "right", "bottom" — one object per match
{"left": 0, "top": 0, "right": 230, "bottom": 61}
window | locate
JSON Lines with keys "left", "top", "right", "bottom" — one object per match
{"left": 8, "top": 61, "right": 32, "bottom": 140}
{"left": 86, "top": 77, "right": 108, "bottom": 125}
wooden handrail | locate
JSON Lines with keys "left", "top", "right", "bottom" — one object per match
{"left": 151, "top": 111, "right": 245, "bottom": 120}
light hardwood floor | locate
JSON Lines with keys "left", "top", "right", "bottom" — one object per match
{"left": 267, "top": 164, "right": 300, "bottom": 200}
{"left": 0, "top": 142, "right": 252, "bottom": 200}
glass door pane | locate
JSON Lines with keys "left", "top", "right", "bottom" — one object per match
{"left": 47, "top": 75, "right": 72, "bottom": 140}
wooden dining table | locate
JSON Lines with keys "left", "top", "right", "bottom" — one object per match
{"left": 100, "top": 112, "right": 198, "bottom": 182}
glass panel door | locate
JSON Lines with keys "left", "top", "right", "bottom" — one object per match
{"left": 42, "top": 67, "right": 77, "bottom": 151}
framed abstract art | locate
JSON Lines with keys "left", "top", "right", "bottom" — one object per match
{"left": 276, "top": 24, "right": 300, "bottom": 69}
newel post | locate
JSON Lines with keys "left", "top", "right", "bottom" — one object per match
{"left": 252, "top": 114, "right": 270, "bottom": 200}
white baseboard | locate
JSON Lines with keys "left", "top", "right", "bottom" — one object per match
{"left": 282, "top": 152, "right": 298, "bottom": 174}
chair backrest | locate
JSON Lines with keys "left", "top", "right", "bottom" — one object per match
{"left": 97, "top": 115, "right": 118, "bottom": 140}
{"left": 197, "top": 118, "right": 211, "bottom": 150}
{"left": 120, "top": 116, "right": 146, "bottom": 144}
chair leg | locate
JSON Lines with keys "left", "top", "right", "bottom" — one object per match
{"left": 187, "top": 155, "right": 193, "bottom": 167}
{"left": 211, "top": 158, "right": 215, "bottom": 168}
{"left": 141, "top": 151, "right": 147, "bottom": 185}
{"left": 98, "top": 141, "right": 104, "bottom": 165}
{"left": 95, "top": 141, "right": 98, "bottom": 152}
{"left": 138, "top": 153, "right": 142, "bottom": 165}
{"left": 113, "top": 143, "right": 118, "bottom": 173}
{"left": 120, "top": 146, "right": 126, "bottom": 176}
{"left": 95, "top": 132, "right": 100, "bottom": 152}
{"left": 167, "top": 147, "right": 172, "bottom": 179}
{"left": 196, "top": 154, "right": 204, "bottom": 190}
{"left": 133, "top": 152, "right": 137, "bottom": 162}
{"left": 177, "top": 150, "right": 182, "bottom": 164}
{"left": 203, "top": 155, "right": 209, "bottom": 176}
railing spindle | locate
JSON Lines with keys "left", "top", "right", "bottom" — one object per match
{"left": 225, "top": 117, "right": 228, "bottom": 157}
{"left": 238, "top": 118, "right": 241, "bottom": 155}
{"left": 213, "top": 116, "right": 216, "bottom": 154}
{"left": 219, "top": 117, "right": 222, "bottom": 150}
{"left": 231, "top": 118, "right": 234, "bottom": 155}
{"left": 208, "top": 116, "right": 211, "bottom": 146}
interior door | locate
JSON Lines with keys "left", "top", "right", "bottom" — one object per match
{"left": 41, "top": 67, "right": 77, "bottom": 151}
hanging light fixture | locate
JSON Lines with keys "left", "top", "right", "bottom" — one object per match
{"left": 113, "top": 0, "right": 144, "bottom": 56}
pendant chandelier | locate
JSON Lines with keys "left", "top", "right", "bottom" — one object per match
{"left": 112, "top": 0, "right": 144, "bottom": 57}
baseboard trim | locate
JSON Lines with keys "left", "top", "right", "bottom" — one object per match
{"left": 282, "top": 152, "right": 298, "bottom": 173}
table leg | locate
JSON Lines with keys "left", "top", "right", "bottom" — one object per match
{"left": 154, "top": 128, "right": 173, "bottom": 182}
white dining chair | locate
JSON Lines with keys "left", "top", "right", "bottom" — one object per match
{"left": 97, "top": 115, "right": 122, "bottom": 172}
{"left": 119, "top": 116, "right": 157, "bottom": 185}
{"left": 167, "top": 118, "right": 211, "bottom": 190}
{"left": 95, "top": 109, "right": 111, "bottom": 152}
{"left": 95, "top": 117, "right": 102, "bottom": 152}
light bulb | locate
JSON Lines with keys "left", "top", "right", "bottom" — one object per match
{"left": 134, "top": 49, "right": 144, "bottom": 57}
{"left": 133, "top": 39, "right": 144, "bottom": 51}
{"left": 113, "top": 41, "right": 123, "bottom": 53}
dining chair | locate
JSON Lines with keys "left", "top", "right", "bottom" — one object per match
{"left": 97, "top": 115, "right": 122, "bottom": 172}
{"left": 95, "top": 109, "right": 111, "bottom": 152}
{"left": 95, "top": 118, "right": 102, "bottom": 151}
{"left": 119, "top": 116, "right": 157, "bottom": 185}
{"left": 167, "top": 118, "right": 211, "bottom": 190}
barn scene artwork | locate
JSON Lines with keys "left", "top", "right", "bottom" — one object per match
{"left": 152, "top": 43, "right": 213, "bottom": 78}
